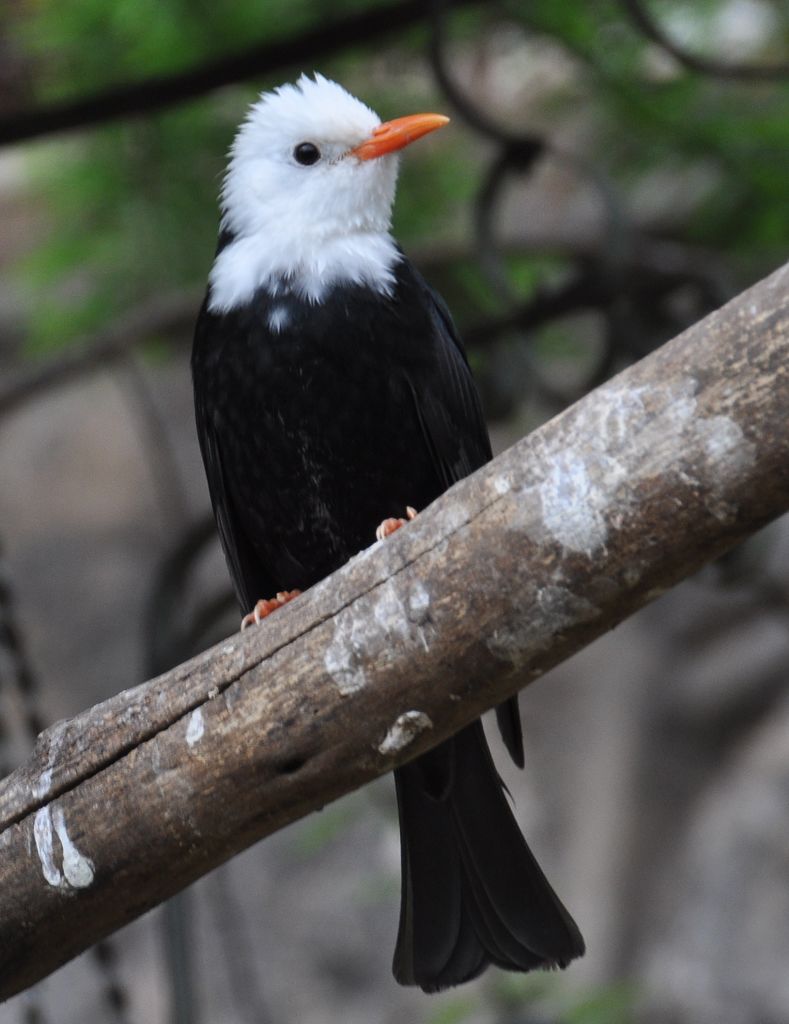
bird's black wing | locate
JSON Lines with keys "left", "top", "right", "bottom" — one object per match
{"left": 403, "top": 267, "right": 524, "bottom": 769}
{"left": 404, "top": 268, "right": 492, "bottom": 486}
{"left": 193, "top": 303, "right": 277, "bottom": 614}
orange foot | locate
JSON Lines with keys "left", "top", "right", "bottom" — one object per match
{"left": 375, "top": 506, "right": 418, "bottom": 542}
{"left": 240, "top": 590, "right": 302, "bottom": 630}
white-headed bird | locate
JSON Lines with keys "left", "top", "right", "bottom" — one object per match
{"left": 192, "top": 73, "right": 584, "bottom": 991}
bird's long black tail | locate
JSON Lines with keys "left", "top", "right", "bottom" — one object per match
{"left": 392, "top": 720, "right": 584, "bottom": 991}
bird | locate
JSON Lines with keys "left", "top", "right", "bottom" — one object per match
{"left": 191, "top": 72, "right": 584, "bottom": 991}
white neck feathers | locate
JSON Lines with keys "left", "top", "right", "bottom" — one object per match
{"left": 208, "top": 229, "right": 400, "bottom": 313}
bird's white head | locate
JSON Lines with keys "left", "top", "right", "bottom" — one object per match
{"left": 208, "top": 74, "right": 448, "bottom": 313}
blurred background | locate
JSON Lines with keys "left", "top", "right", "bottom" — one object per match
{"left": 1, "top": 0, "right": 788, "bottom": 1022}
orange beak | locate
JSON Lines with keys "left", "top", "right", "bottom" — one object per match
{"left": 350, "top": 113, "right": 450, "bottom": 161}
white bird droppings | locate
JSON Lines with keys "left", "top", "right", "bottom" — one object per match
{"left": 52, "top": 806, "right": 94, "bottom": 888}
{"left": 33, "top": 805, "right": 94, "bottom": 889}
{"left": 529, "top": 377, "right": 755, "bottom": 556}
{"left": 378, "top": 711, "right": 433, "bottom": 756}
{"left": 35, "top": 767, "right": 53, "bottom": 801}
{"left": 325, "top": 580, "right": 435, "bottom": 695}
{"left": 31, "top": 718, "right": 67, "bottom": 801}
{"left": 538, "top": 449, "right": 622, "bottom": 556}
{"left": 186, "top": 708, "right": 205, "bottom": 747}
{"left": 407, "top": 580, "right": 431, "bottom": 621}
{"left": 324, "top": 611, "right": 371, "bottom": 695}
{"left": 33, "top": 808, "right": 61, "bottom": 887}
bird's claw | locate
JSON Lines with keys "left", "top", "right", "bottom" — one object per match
{"left": 375, "top": 506, "right": 418, "bottom": 541}
{"left": 240, "top": 590, "right": 302, "bottom": 630}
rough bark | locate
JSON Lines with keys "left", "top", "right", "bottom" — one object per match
{"left": 0, "top": 261, "right": 787, "bottom": 999}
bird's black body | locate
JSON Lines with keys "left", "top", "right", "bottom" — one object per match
{"left": 193, "top": 252, "right": 485, "bottom": 606}
{"left": 192, "top": 247, "right": 584, "bottom": 990}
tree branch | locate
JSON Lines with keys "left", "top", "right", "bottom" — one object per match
{"left": 0, "top": 291, "right": 199, "bottom": 421}
{"left": 0, "top": 0, "right": 477, "bottom": 147}
{"left": 0, "top": 261, "right": 787, "bottom": 999}
{"left": 621, "top": 0, "right": 789, "bottom": 81}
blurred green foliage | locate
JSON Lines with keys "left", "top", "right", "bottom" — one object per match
{"left": 422, "top": 972, "right": 637, "bottom": 1024}
{"left": 8, "top": 0, "right": 789, "bottom": 351}
{"left": 560, "top": 982, "right": 636, "bottom": 1024}
{"left": 291, "top": 793, "right": 364, "bottom": 858}
{"left": 531, "top": 0, "right": 789, "bottom": 254}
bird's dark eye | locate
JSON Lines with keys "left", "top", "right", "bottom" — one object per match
{"left": 293, "top": 142, "right": 321, "bottom": 166}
